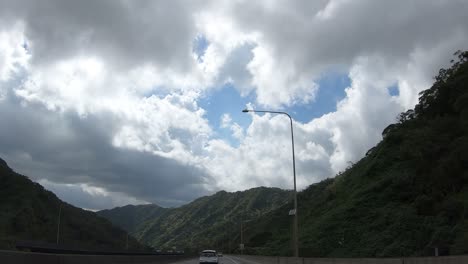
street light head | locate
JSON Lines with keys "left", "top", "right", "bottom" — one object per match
{"left": 242, "top": 109, "right": 249, "bottom": 113}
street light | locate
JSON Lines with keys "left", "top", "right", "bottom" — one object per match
{"left": 242, "top": 109, "right": 299, "bottom": 258}
{"left": 56, "top": 202, "right": 62, "bottom": 245}
{"left": 240, "top": 218, "right": 252, "bottom": 255}
{"left": 223, "top": 215, "right": 233, "bottom": 254}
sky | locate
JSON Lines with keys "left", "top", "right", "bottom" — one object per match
{"left": 1, "top": 0, "right": 468, "bottom": 210}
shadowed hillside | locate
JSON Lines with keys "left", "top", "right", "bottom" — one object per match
{"left": 0, "top": 158, "right": 144, "bottom": 251}
{"left": 98, "top": 204, "right": 168, "bottom": 235}
{"left": 98, "top": 187, "right": 292, "bottom": 251}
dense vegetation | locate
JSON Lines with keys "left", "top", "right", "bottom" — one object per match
{"left": 101, "top": 51, "right": 468, "bottom": 257}
{"left": 0, "top": 158, "right": 144, "bottom": 251}
{"left": 98, "top": 187, "right": 292, "bottom": 252}
{"left": 98, "top": 204, "right": 169, "bottom": 235}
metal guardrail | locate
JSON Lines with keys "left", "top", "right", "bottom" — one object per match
{"left": 15, "top": 240, "right": 183, "bottom": 256}
{"left": 0, "top": 250, "right": 190, "bottom": 264}
{"left": 230, "top": 254, "right": 468, "bottom": 264}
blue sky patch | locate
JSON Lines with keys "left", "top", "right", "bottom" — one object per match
{"left": 200, "top": 69, "right": 350, "bottom": 145}
{"left": 22, "top": 40, "right": 29, "bottom": 52}
{"left": 193, "top": 35, "right": 209, "bottom": 62}
{"left": 387, "top": 83, "right": 399, "bottom": 97}
{"left": 199, "top": 84, "right": 254, "bottom": 144}
{"left": 285, "top": 70, "right": 350, "bottom": 123}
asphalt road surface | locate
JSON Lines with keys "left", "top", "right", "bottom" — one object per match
{"left": 171, "top": 255, "right": 260, "bottom": 264}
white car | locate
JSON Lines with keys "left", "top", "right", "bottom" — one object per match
{"left": 199, "top": 250, "right": 219, "bottom": 264}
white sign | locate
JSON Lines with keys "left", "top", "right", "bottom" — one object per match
{"left": 239, "top": 244, "right": 244, "bottom": 250}
{"left": 288, "top": 209, "right": 296, "bottom": 216}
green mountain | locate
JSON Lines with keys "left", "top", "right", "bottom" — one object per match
{"left": 98, "top": 204, "right": 168, "bottom": 234}
{"left": 0, "top": 158, "right": 144, "bottom": 251}
{"left": 100, "top": 51, "right": 468, "bottom": 257}
{"left": 97, "top": 187, "right": 292, "bottom": 251}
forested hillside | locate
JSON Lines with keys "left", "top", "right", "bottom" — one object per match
{"left": 98, "top": 204, "right": 168, "bottom": 235}
{"left": 98, "top": 187, "right": 292, "bottom": 251}
{"left": 0, "top": 158, "right": 144, "bottom": 251}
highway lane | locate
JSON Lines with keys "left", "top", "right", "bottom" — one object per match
{"left": 170, "top": 255, "right": 262, "bottom": 264}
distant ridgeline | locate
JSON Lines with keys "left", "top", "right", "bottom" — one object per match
{"left": 97, "top": 187, "right": 293, "bottom": 253}
{"left": 100, "top": 51, "right": 468, "bottom": 257}
{"left": 0, "top": 158, "right": 145, "bottom": 251}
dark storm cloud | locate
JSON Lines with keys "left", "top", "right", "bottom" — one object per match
{"left": 0, "top": 0, "right": 201, "bottom": 70}
{"left": 0, "top": 89, "right": 212, "bottom": 208}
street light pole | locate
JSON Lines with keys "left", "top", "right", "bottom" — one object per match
{"left": 56, "top": 202, "right": 62, "bottom": 245}
{"left": 126, "top": 233, "right": 129, "bottom": 250}
{"left": 240, "top": 220, "right": 243, "bottom": 255}
{"left": 240, "top": 218, "right": 251, "bottom": 255}
{"left": 242, "top": 109, "right": 299, "bottom": 257}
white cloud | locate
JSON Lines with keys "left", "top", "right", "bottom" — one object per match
{"left": 220, "top": 113, "right": 244, "bottom": 140}
{"left": 11, "top": 52, "right": 212, "bottom": 164}
{"left": 0, "top": 22, "right": 29, "bottom": 82}
{"left": 203, "top": 49, "right": 467, "bottom": 192}
{"left": 220, "top": 113, "right": 232, "bottom": 128}
{"left": 224, "top": 0, "right": 468, "bottom": 107}
{"left": 1, "top": 0, "right": 468, "bottom": 210}
{"left": 205, "top": 113, "right": 316, "bottom": 191}
{"left": 39, "top": 179, "right": 149, "bottom": 211}
{"left": 247, "top": 45, "right": 318, "bottom": 108}
{"left": 196, "top": 0, "right": 468, "bottom": 192}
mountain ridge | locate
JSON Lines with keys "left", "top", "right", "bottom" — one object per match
{"left": 98, "top": 186, "right": 293, "bottom": 251}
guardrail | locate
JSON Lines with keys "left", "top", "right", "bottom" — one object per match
{"left": 0, "top": 250, "right": 190, "bottom": 264}
{"left": 230, "top": 254, "right": 468, "bottom": 264}
{"left": 15, "top": 240, "right": 181, "bottom": 256}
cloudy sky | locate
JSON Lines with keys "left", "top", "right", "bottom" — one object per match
{"left": 1, "top": 0, "right": 467, "bottom": 210}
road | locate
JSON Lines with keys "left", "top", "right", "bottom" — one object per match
{"left": 171, "top": 255, "right": 261, "bottom": 264}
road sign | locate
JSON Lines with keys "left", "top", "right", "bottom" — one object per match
{"left": 239, "top": 244, "right": 244, "bottom": 250}
{"left": 289, "top": 209, "right": 296, "bottom": 215}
